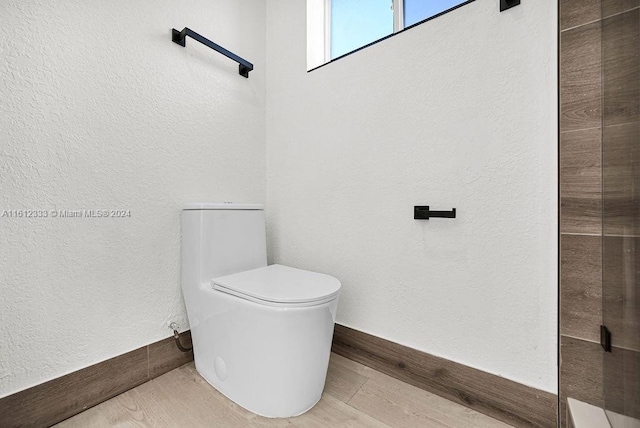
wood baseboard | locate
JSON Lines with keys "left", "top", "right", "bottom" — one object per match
{"left": 1, "top": 325, "right": 558, "bottom": 428}
{"left": 0, "top": 331, "right": 193, "bottom": 428}
{"left": 332, "top": 324, "right": 558, "bottom": 428}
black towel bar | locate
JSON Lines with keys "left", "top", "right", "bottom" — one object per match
{"left": 172, "top": 27, "right": 254, "bottom": 78}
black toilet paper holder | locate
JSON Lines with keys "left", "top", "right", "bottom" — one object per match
{"left": 414, "top": 206, "right": 456, "bottom": 220}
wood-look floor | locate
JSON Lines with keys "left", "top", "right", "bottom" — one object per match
{"left": 54, "top": 353, "right": 512, "bottom": 428}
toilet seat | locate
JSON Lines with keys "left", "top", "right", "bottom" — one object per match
{"left": 212, "top": 264, "right": 341, "bottom": 307}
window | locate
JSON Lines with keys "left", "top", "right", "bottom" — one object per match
{"left": 402, "top": 0, "right": 469, "bottom": 27}
{"left": 330, "top": 0, "right": 393, "bottom": 59}
{"left": 307, "top": 0, "right": 472, "bottom": 70}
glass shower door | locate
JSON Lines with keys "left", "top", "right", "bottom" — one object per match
{"left": 601, "top": 3, "right": 640, "bottom": 426}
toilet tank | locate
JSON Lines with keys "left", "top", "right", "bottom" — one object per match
{"left": 181, "top": 203, "right": 267, "bottom": 289}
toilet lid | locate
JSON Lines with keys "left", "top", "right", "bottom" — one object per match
{"left": 212, "top": 264, "right": 341, "bottom": 306}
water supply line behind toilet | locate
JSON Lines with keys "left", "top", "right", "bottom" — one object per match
{"left": 169, "top": 322, "right": 193, "bottom": 353}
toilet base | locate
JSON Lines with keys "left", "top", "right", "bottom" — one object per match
{"left": 197, "top": 367, "right": 323, "bottom": 418}
{"left": 186, "top": 288, "right": 339, "bottom": 418}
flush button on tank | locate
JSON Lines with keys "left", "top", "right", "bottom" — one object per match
{"left": 215, "top": 356, "right": 227, "bottom": 380}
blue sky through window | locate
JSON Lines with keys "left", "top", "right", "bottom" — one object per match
{"left": 329, "top": 1, "right": 470, "bottom": 61}
{"left": 403, "top": 0, "right": 468, "bottom": 27}
{"left": 331, "top": 0, "right": 393, "bottom": 59}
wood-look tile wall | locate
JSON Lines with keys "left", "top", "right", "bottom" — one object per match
{"left": 560, "top": 0, "right": 604, "bottom": 422}
{"left": 560, "top": 0, "right": 640, "bottom": 426}
{"left": 600, "top": 14, "right": 640, "bottom": 421}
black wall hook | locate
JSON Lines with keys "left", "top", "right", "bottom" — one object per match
{"left": 414, "top": 206, "right": 456, "bottom": 220}
{"left": 172, "top": 27, "right": 254, "bottom": 78}
{"left": 500, "top": 0, "right": 520, "bottom": 12}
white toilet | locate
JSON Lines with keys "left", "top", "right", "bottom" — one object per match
{"left": 181, "top": 203, "right": 341, "bottom": 418}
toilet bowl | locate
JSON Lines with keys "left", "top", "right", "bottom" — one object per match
{"left": 181, "top": 203, "right": 341, "bottom": 418}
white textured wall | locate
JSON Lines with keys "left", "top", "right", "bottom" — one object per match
{"left": 0, "top": 0, "right": 265, "bottom": 397}
{"left": 266, "top": 0, "right": 558, "bottom": 392}
{"left": 1, "top": 0, "right": 558, "bottom": 399}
